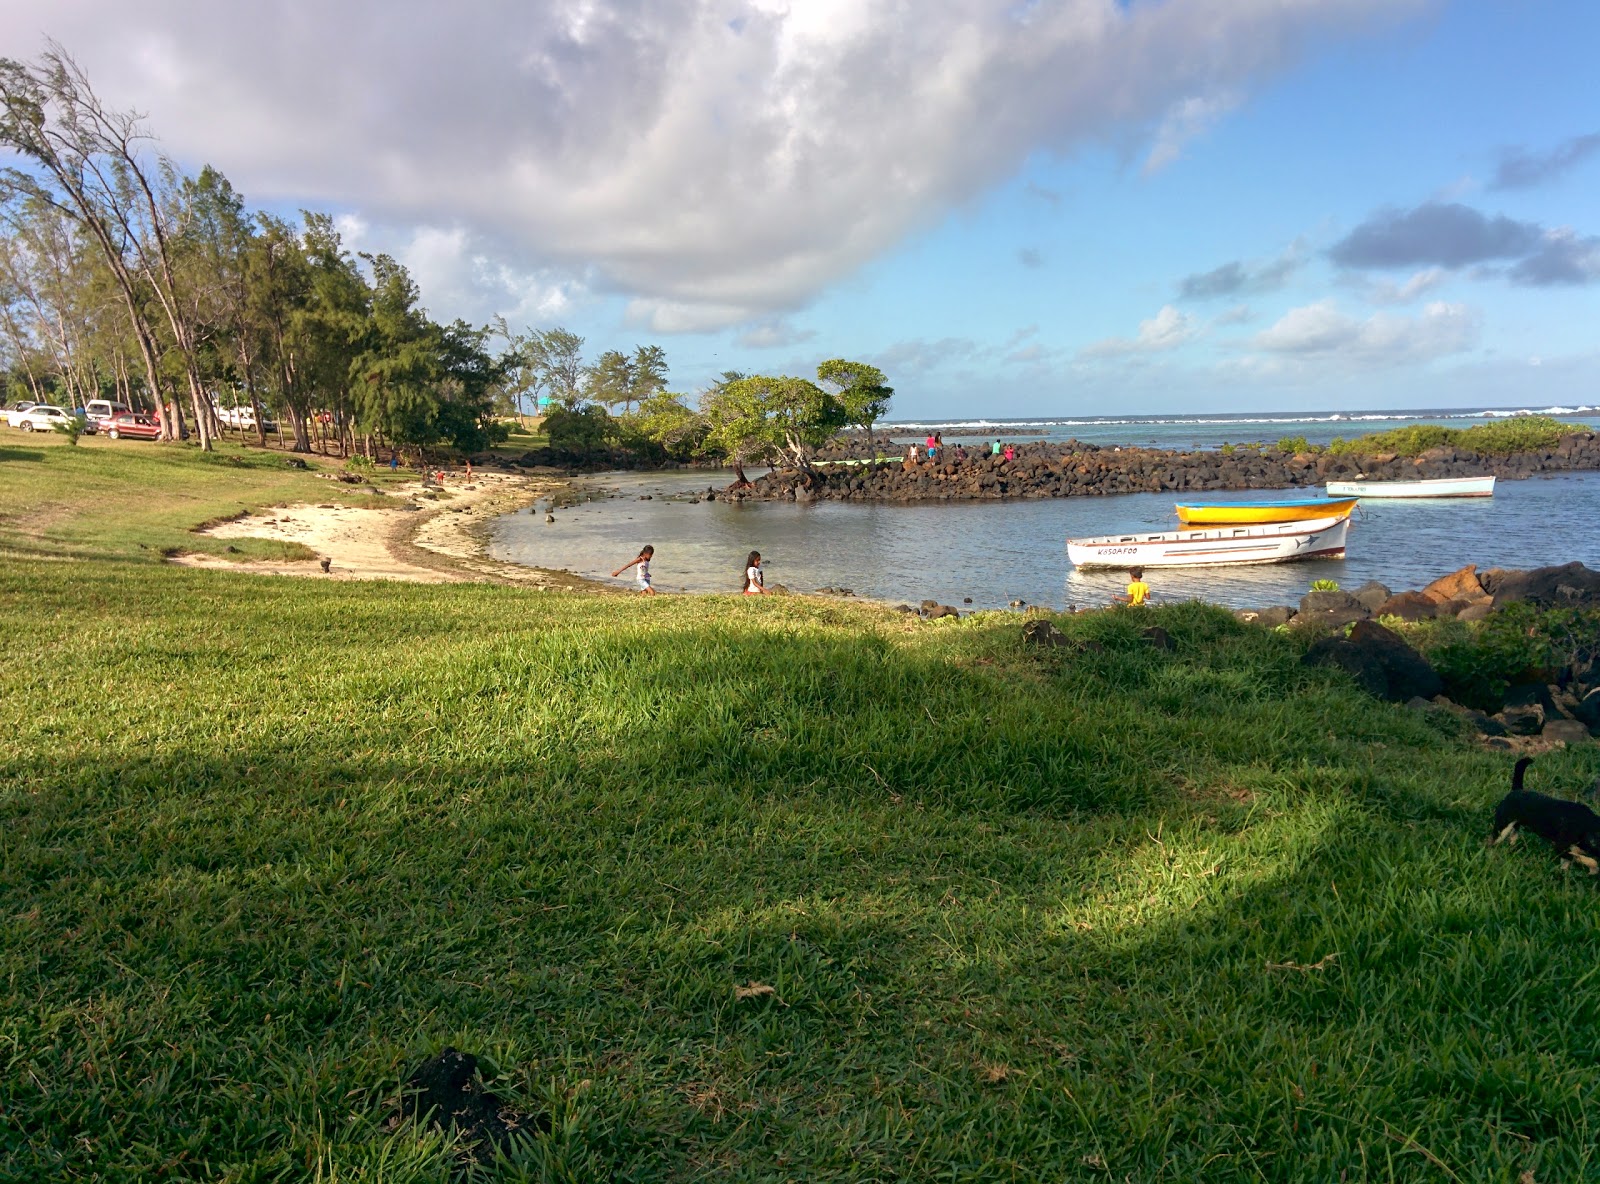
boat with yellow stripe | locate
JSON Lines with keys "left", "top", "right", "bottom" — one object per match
{"left": 1173, "top": 496, "right": 1359, "bottom": 525}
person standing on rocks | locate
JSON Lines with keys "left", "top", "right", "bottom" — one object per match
{"left": 743, "top": 551, "right": 766, "bottom": 595}
{"left": 613, "top": 544, "right": 657, "bottom": 595}
{"left": 991, "top": 438, "right": 1002, "bottom": 457}
{"left": 903, "top": 443, "right": 919, "bottom": 471}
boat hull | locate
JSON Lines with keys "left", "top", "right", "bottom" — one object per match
{"left": 1068, "top": 515, "right": 1350, "bottom": 569}
{"left": 1324, "top": 476, "right": 1494, "bottom": 498}
{"left": 1175, "top": 497, "right": 1359, "bottom": 525}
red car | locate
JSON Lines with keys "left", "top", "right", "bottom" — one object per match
{"left": 104, "top": 411, "right": 162, "bottom": 440}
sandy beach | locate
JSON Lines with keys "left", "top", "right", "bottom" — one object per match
{"left": 171, "top": 470, "right": 593, "bottom": 587}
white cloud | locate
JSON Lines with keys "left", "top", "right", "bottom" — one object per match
{"left": 1365, "top": 267, "right": 1446, "bottom": 305}
{"left": 11, "top": 0, "right": 1425, "bottom": 328}
{"left": 338, "top": 219, "right": 579, "bottom": 326}
{"left": 1144, "top": 91, "right": 1242, "bottom": 174}
{"left": 1250, "top": 299, "right": 1478, "bottom": 362}
{"left": 1080, "top": 305, "right": 1198, "bottom": 358}
{"left": 733, "top": 318, "right": 817, "bottom": 349}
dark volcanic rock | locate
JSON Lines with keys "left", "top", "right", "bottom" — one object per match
{"left": 1351, "top": 580, "right": 1393, "bottom": 611}
{"left": 1022, "top": 619, "right": 1070, "bottom": 648}
{"left": 1495, "top": 704, "right": 1545, "bottom": 736}
{"left": 1300, "top": 589, "right": 1367, "bottom": 617}
{"left": 1483, "top": 562, "right": 1600, "bottom": 611}
{"left": 1543, "top": 719, "right": 1593, "bottom": 745}
{"left": 1301, "top": 619, "right": 1443, "bottom": 702}
{"left": 397, "top": 1048, "right": 547, "bottom": 1163}
{"left": 1374, "top": 590, "right": 1440, "bottom": 621}
{"left": 1254, "top": 605, "right": 1296, "bottom": 628}
{"left": 1142, "top": 625, "right": 1176, "bottom": 651}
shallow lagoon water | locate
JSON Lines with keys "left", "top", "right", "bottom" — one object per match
{"left": 489, "top": 469, "right": 1600, "bottom": 611}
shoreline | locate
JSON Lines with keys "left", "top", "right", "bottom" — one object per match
{"left": 170, "top": 471, "right": 605, "bottom": 590}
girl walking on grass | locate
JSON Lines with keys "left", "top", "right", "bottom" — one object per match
{"left": 743, "top": 551, "right": 766, "bottom": 595}
{"left": 613, "top": 544, "right": 657, "bottom": 594}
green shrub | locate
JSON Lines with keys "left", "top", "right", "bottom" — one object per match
{"left": 1399, "top": 602, "right": 1600, "bottom": 711}
{"left": 52, "top": 418, "right": 85, "bottom": 446}
{"left": 1324, "top": 416, "right": 1586, "bottom": 459}
{"left": 345, "top": 453, "right": 375, "bottom": 474}
{"left": 1275, "top": 436, "right": 1313, "bottom": 454}
{"left": 1309, "top": 579, "right": 1340, "bottom": 592}
{"left": 545, "top": 404, "right": 617, "bottom": 453}
{"left": 1328, "top": 424, "right": 1452, "bottom": 456}
{"left": 1456, "top": 415, "right": 1580, "bottom": 455}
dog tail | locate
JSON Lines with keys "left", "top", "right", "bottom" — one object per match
{"left": 1512, "top": 756, "right": 1534, "bottom": 793}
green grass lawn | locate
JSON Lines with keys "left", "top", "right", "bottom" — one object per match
{"left": 0, "top": 434, "right": 413, "bottom": 565}
{"left": 2, "top": 442, "right": 1599, "bottom": 1181}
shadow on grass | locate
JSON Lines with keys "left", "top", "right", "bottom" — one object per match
{"left": 1, "top": 578, "right": 1595, "bottom": 1180}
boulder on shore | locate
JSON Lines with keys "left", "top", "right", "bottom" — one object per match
{"left": 1373, "top": 590, "right": 1439, "bottom": 621}
{"left": 1420, "top": 564, "right": 1489, "bottom": 607}
{"left": 1301, "top": 619, "right": 1443, "bottom": 703}
{"left": 1482, "top": 561, "right": 1600, "bottom": 611}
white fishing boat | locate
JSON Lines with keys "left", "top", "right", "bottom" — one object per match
{"left": 1324, "top": 475, "right": 1495, "bottom": 498}
{"left": 1067, "top": 514, "right": 1350, "bottom": 568}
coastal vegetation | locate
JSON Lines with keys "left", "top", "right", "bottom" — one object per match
{"left": 5, "top": 441, "right": 1600, "bottom": 1180}
{"left": 0, "top": 47, "right": 890, "bottom": 478}
{"left": 1324, "top": 415, "right": 1581, "bottom": 457}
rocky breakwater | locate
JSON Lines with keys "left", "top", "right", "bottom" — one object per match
{"left": 741, "top": 431, "right": 1600, "bottom": 502}
{"left": 1243, "top": 561, "right": 1600, "bottom": 750}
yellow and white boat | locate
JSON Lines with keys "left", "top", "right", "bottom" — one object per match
{"left": 1174, "top": 496, "right": 1359, "bottom": 526}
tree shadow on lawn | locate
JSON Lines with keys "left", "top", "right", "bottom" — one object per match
{"left": 5, "top": 744, "right": 1592, "bottom": 1181}
{"left": 3, "top": 615, "right": 1595, "bottom": 1179}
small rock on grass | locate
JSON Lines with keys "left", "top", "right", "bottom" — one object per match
{"left": 395, "top": 1047, "right": 548, "bottom": 1164}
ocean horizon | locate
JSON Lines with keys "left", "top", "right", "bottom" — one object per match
{"left": 875, "top": 405, "right": 1599, "bottom": 452}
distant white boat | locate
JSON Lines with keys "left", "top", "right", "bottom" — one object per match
{"left": 1067, "top": 514, "right": 1350, "bottom": 568}
{"left": 1324, "top": 475, "right": 1495, "bottom": 498}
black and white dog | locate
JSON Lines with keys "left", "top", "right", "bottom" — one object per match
{"left": 1490, "top": 756, "right": 1600, "bottom": 874}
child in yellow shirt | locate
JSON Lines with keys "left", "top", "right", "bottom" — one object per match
{"left": 1116, "top": 566, "right": 1151, "bottom": 606}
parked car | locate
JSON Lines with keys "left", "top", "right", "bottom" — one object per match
{"left": 5, "top": 401, "right": 41, "bottom": 428}
{"left": 11, "top": 404, "right": 75, "bottom": 432}
{"left": 84, "top": 399, "right": 130, "bottom": 431}
{"left": 104, "top": 411, "right": 162, "bottom": 440}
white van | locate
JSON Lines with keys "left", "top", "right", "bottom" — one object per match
{"left": 84, "top": 400, "right": 131, "bottom": 431}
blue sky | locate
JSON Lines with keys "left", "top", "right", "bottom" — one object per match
{"left": 9, "top": 0, "right": 1598, "bottom": 417}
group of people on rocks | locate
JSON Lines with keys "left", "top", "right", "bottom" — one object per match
{"left": 904, "top": 433, "right": 1014, "bottom": 468}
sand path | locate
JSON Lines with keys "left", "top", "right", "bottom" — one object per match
{"left": 171, "top": 471, "right": 589, "bottom": 587}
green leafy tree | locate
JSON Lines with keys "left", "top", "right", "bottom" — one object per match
{"left": 700, "top": 373, "right": 845, "bottom": 484}
{"left": 350, "top": 253, "right": 437, "bottom": 450}
{"left": 432, "top": 319, "right": 508, "bottom": 453}
{"left": 816, "top": 358, "right": 892, "bottom": 447}
{"left": 288, "top": 213, "right": 368, "bottom": 453}
{"left": 523, "top": 327, "right": 585, "bottom": 409}
{"left": 622, "top": 389, "right": 704, "bottom": 462}
{"left": 585, "top": 348, "right": 635, "bottom": 412}
{"left": 629, "top": 344, "right": 668, "bottom": 410}
{"left": 544, "top": 403, "right": 616, "bottom": 454}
